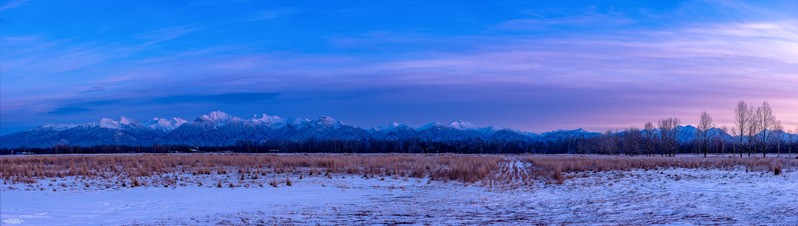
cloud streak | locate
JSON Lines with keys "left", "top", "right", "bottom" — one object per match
{"left": 0, "top": 0, "right": 25, "bottom": 11}
{"left": 44, "top": 92, "right": 281, "bottom": 115}
{"left": 136, "top": 25, "right": 201, "bottom": 45}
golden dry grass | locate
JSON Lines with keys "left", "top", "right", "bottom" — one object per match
{"left": 521, "top": 155, "right": 797, "bottom": 178}
{"left": 0, "top": 154, "right": 503, "bottom": 185}
{"left": 2, "top": 154, "right": 795, "bottom": 187}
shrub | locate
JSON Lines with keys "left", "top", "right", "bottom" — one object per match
{"left": 552, "top": 167, "right": 563, "bottom": 184}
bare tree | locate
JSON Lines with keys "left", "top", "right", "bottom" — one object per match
{"left": 755, "top": 102, "right": 777, "bottom": 157}
{"left": 734, "top": 101, "right": 749, "bottom": 157}
{"left": 644, "top": 122, "right": 656, "bottom": 156}
{"left": 624, "top": 127, "right": 642, "bottom": 155}
{"left": 774, "top": 120, "right": 783, "bottom": 156}
{"left": 697, "top": 111, "right": 714, "bottom": 157}
{"left": 720, "top": 126, "right": 729, "bottom": 155}
{"left": 602, "top": 130, "right": 617, "bottom": 155}
{"left": 791, "top": 125, "right": 798, "bottom": 155}
{"left": 730, "top": 126, "right": 740, "bottom": 155}
{"left": 747, "top": 103, "right": 761, "bottom": 157}
{"left": 658, "top": 117, "right": 680, "bottom": 157}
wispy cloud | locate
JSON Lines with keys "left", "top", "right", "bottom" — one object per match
{"left": 317, "top": 21, "right": 798, "bottom": 128}
{"left": 4, "top": 19, "right": 796, "bottom": 131}
{"left": 79, "top": 86, "right": 105, "bottom": 94}
{"left": 47, "top": 106, "right": 92, "bottom": 115}
{"left": 136, "top": 25, "right": 200, "bottom": 45}
{"left": 45, "top": 100, "right": 122, "bottom": 115}
{"left": 498, "top": 16, "right": 634, "bottom": 29}
{"left": 152, "top": 92, "right": 280, "bottom": 104}
{"left": 0, "top": 36, "right": 128, "bottom": 76}
{"left": 244, "top": 9, "right": 296, "bottom": 21}
{"left": 46, "top": 92, "right": 280, "bottom": 115}
{"left": 498, "top": 7, "right": 635, "bottom": 30}
{"left": 0, "top": 0, "right": 25, "bottom": 11}
{"left": 0, "top": 24, "right": 206, "bottom": 96}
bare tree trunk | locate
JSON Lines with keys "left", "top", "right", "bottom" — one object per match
{"left": 734, "top": 101, "right": 749, "bottom": 158}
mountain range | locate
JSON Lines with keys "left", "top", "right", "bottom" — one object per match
{"left": 1, "top": 111, "right": 796, "bottom": 148}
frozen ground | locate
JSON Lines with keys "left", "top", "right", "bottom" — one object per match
{"left": 2, "top": 167, "right": 797, "bottom": 225}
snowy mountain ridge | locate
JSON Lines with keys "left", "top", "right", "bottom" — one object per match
{"left": 1, "top": 111, "right": 795, "bottom": 148}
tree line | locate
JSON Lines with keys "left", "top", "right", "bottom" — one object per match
{"left": 573, "top": 100, "right": 796, "bottom": 157}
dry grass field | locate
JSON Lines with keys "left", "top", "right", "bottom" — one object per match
{"left": 2, "top": 154, "right": 795, "bottom": 188}
{"left": 522, "top": 155, "right": 795, "bottom": 184}
{"left": 0, "top": 154, "right": 503, "bottom": 186}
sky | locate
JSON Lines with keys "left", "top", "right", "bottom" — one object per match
{"left": 1, "top": 0, "right": 797, "bottom": 135}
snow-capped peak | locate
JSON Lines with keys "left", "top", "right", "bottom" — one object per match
{"left": 173, "top": 117, "right": 188, "bottom": 126}
{"left": 418, "top": 122, "right": 443, "bottom": 130}
{"left": 480, "top": 125, "right": 505, "bottom": 133}
{"left": 40, "top": 124, "right": 79, "bottom": 131}
{"left": 146, "top": 117, "right": 188, "bottom": 132}
{"left": 285, "top": 117, "right": 310, "bottom": 127}
{"left": 312, "top": 116, "right": 343, "bottom": 127}
{"left": 376, "top": 122, "right": 409, "bottom": 131}
{"left": 99, "top": 117, "right": 122, "bottom": 129}
{"left": 560, "top": 128, "right": 589, "bottom": 134}
{"left": 96, "top": 116, "right": 142, "bottom": 129}
{"left": 252, "top": 113, "right": 283, "bottom": 124}
{"left": 119, "top": 116, "right": 133, "bottom": 125}
{"left": 196, "top": 111, "right": 237, "bottom": 124}
{"left": 251, "top": 113, "right": 286, "bottom": 129}
{"left": 448, "top": 120, "right": 476, "bottom": 130}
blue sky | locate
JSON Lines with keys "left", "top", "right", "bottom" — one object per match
{"left": 1, "top": 0, "right": 797, "bottom": 134}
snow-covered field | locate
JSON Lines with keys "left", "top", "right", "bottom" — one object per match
{"left": 3, "top": 166, "right": 797, "bottom": 225}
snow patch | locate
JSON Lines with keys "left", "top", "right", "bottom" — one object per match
{"left": 3, "top": 168, "right": 796, "bottom": 224}
{"left": 448, "top": 120, "right": 476, "bottom": 130}
{"left": 197, "top": 111, "right": 236, "bottom": 124}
